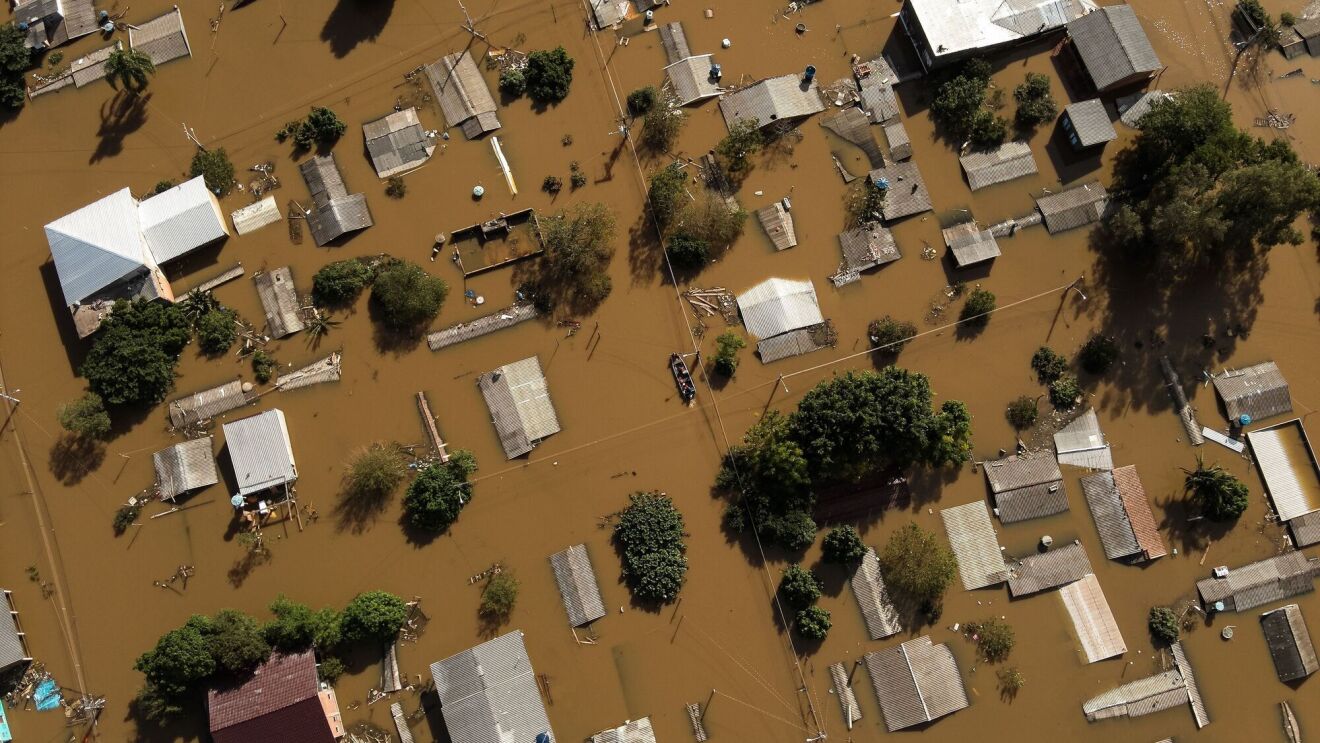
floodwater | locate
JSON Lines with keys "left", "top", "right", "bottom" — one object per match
{"left": 1, "top": 0, "right": 1318, "bottom": 741}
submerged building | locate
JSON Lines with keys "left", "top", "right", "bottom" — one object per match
{"left": 430, "top": 631, "right": 556, "bottom": 743}
{"left": 898, "top": 0, "right": 1096, "bottom": 70}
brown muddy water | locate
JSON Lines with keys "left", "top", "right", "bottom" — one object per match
{"left": 1, "top": 0, "right": 1319, "bottom": 741}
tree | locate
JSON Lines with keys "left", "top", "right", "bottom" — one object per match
{"left": 385, "top": 175, "right": 407, "bottom": 199}
{"left": 113, "top": 503, "right": 140, "bottom": 536}
{"left": 499, "top": 67, "right": 526, "bottom": 96}
{"left": 313, "top": 258, "right": 374, "bottom": 307}
{"left": 0, "top": 25, "right": 31, "bottom": 110}
{"left": 960, "top": 288, "right": 996, "bottom": 326}
{"left": 716, "top": 411, "right": 813, "bottom": 548}
{"left": 1182, "top": 457, "right": 1249, "bottom": 521}
{"left": 997, "top": 667, "right": 1025, "bottom": 697}
{"left": 317, "top": 657, "right": 346, "bottom": 684}
{"left": 537, "top": 202, "right": 616, "bottom": 310}
{"left": 264, "top": 596, "right": 341, "bottom": 651}
{"left": 190, "top": 148, "right": 236, "bottom": 196}
{"left": 763, "top": 510, "right": 817, "bottom": 552}
{"left": 525, "top": 46, "right": 574, "bottom": 104}
{"left": 667, "top": 233, "right": 710, "bottom": 271}
{"left": 627, "top": 85, "right": 657, "bottom": 115}
{"left": 712, "top": 331, "right": 745, "bottom": 376}
{"left": 196, "top": 307, "right": 238, "bottom": 356}
{"left": 133, "top": 616, "right": 216, "bottom": 708}
{"left": 1148, "top": 606, "right": 1180, "bottom": 646}
{"left": 868, "top": 316, "right": 917, "bottom": 354}
{"left": 822, "top": 525, "right": 867, "bottom": 564}
{"left": 614, "top": 491, "right": 687, "bottom": 603}
{"left": 1281, "top": 11, "right": 1296, "bottom": 25}
{"left": 778, "top": 564, "right": 822, "bottom": 609}
{"left": 714, "top": 119, "right": 764, "bottom": 180}
{"left": 291, "top": 107, "right": 346, "bottom": 149}
{"left": 81, "top": 299, "right": 190, "bottom": 406}
{"left": 930, "top": 59, "right": 995, "bottom": 142}
{"left": 648, "top": 163, "right": 687, "bottom": 232}
{"left": 1013, "top": 72, "right": 1056, "bottom": 128}
{"left": 1005, "top": 395, "right": 1038, "bottom": 430}
{"left": 1049, "top": 373, "right": 1081, "bottom": 409}
{"left": 340, "top": 591, "right": 408, "bottom": 645}
{"left": 343, "top": 443, "right": 407, "bottom": 502}
{"left": 207, "top": 609, "right": 270, "bottom": 677}
{"left": 790, "top": 368, "right": 972, "bottom": 481}
{"left": 152, "top": 179, "right": 176, "bottom": 194}
{"left": 105, "top": 48, "right": 156, "bottom": 91}
{"left": 371, "top": 261, "right": 447, "bottom": 331}
{"left": 969, "top": 618, "right": 1015, "bottom": 662}
{"left": 795, "top": 606, "right": 831, "bottom": 640}
{"left": 968, "top": 110, "right": 1008, "bottom": 149}
{"left": 479, "top": 573, "right": 519, "bottom": 622}
{"left": 640, "top": 107, "right": 684, "bottom": 152}
{"left": 57, "top": 393, "right": 111, "bottom": 439}
{"left": 252, "top": 351, "right": 277, "bottom": 384}
{"left": 403, "top": 452, "right": 477, "bottom": 532}
{"left": 845, "top": 180, "right": 887, "bottom": 228}
{"left": 1030, "top": 346, "right": 1067, "bottom": 384}
{"left": 1078, "top": 334, "right": 1119, "bottom": 374}
{"left": 677, "top": 191, "right": 747, "bottom": 250}
{"left": 878, "top": 523, "right": 957, "bottom": 605}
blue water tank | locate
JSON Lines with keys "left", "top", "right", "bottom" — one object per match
{"left": 710, "top": 63, "right": 722, "bottom": 80}
{"left": 804, "top": 64, "right": 816, "bottom": 82}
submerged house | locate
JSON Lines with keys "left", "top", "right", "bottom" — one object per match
{"left": 1060, "top": 573, "right": 1127, "bottom": 663}
{"left": 430, "top": 631, "right": 556, "bottom": 743}
{"left": 1260, "top": 604, "right": 1318, "bottom": 682}
{"left": 1197, "top": 551, "right": 1320, "bottom": 613}
{"left": 737, "top": 277, "right": 830, "bottom": 363}
{"left": 254, "top": 267, "right": 305, "bottom": 339}
{"left": 1061, "top": 99, "right": 1118, "bottom": 149}
{"left": 867, "top": 161, "right": 933, "bottom": 221}
{"left": 590, "top": 718, "right": 656, "bottom": 743}
{"left": 1246, "top": 419, "right": 1320, "bottom": 525}
{"left": 153, "top": 437, "right": 220, "bottom": 501}
{"left": 1083, "top": 641, "right": 1208, "bottom": 728}
{"left": 983, "top": 453, "right": 1067, "bottom": 524}
{"left": 959, "top": 141, "right": 1038, "bottom": 191}
{"left": 941, "top": 500, "right": 1008, "bottom": 590}
{"left": 665, "top": 54, "right": 721, "bottom": 107}
{"left": 298, "top": 154, "right": 373, "bottom": 246}
{"left": 850, "top": 548, "right": 902, "bottom": 640}
{"left": 478, "top": 356, "right": 561, "bottom": 459}
{"left": 832, "top": 223, "right": 900, "bottom": 286}
{"left": 0, "top": 589, "right": 33, "bottom": 678}
{"left": 1054, "top": 408, "right": 1112, "bottom": 471}
{"left": 1006, "top": 541, "right": 1092, "bottom": 597}
{"left": 1212, "top": 361, "right": 1292, "bottom": 425}
{"left": 424, "top": 51, "right": 501, "bottom": 139}
{"left": 898, "top": 0, "right": 1096, "bottom": 70}
{"left": 1066, "top": 4, "right": 1161, "bottom": 92}
{"left": 719, "top": 74, "right": 825, "bottom": 131}
{"left": 207, "top": 650, "right": 343, "bottom": 743}
{"left": 363, "top": 108, "right": 437, "bottom": 178}
{"left": 168, "top": 379, "right": 256, "bottom": 429}
{"left": 45, "top": 175, "right": 229, "bottom": 337}
{"left": 549, "top": 544, "right": 606, "bottom": 628}
{"left": 13, "top": 0, "right": 97, "bottom": 50}
{"left": 128, "top": 6, "right": 193, "bottom": 66}
{"left": 863, "top": 635, "right": 968, "bottom": 731}
{"left": 943, "top": 221, "right": 1000, "bottom": 269}
{"left": 1080, "top": 465, "right": 1167, "bottom": 562}
{"left": 222, "top": 409, "right": 298, "bottom": 498}
{"left": 1035, "top": 181, "right": 1110, "bottom": 233}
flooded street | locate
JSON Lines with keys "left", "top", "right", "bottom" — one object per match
{"left": 1, "top": 0, "right": 1319, "bottom": 740}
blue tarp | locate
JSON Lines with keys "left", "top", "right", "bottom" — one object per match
{"left": 0, "top": 698, "right": 12, "bottom": 742}
{"left": 34, "top": 679, "right": 61, "bottom": 711}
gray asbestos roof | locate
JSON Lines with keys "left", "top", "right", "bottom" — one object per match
{"left": 254, "top": 267, "right": 305, "bottom": 339}
{"left": 129, "top": 7, "right": 193, "bottom": 65}
{"left": 1260, "top": 604, "right": 1318, "bottom": 682}
{"left": 1213, "top": 361, "right": 1291, "bottom": 423}
{"left": 154, "top": 437, "right": 220, "bottom": 499}
{"left": 984, "top": 453, "right": 1068, "bottom": 524}
{"left": 666, "top": 54, "right": 721, "bottom": 107}
{"left": 838, "top": 223, "right": 900, "bottom": 273}
{"left": 1083, "top": 642, "right": 1207, "bottom": 727}
{"left": 1116, "top": 90, "right": 1172, "bottom": 127}
{"left": 1291, "top": 510, "right": 1320, "bottom": 548}
{"left": 1196, "top": 551, "right": 1319, "bottom": 612}
{"left": 430, "top": 631, "right": 556, "bottom": 743}
{"left": 222, "top": 409, "right": 298, "bottom": 496}
{"left": 1080, "top": 466, "right": 1169, "bottom": 561}
{"left": 425, "top": 51, "right": 501, "bottom": 138}
{"left": 863, "top": 636, "right": 968, "bottom": 731}
{"left": 299, "top": 154, "right": 373, "bottom": 246}
{"left": 737, "top": 277, "right": 823, "bottom": 340}
{"left": 868, "top": 161, "right": 933, "bottom": 221}
{"left": 850, "top": 549, "right": 902, "bottom": 640}
{"left": 1067, "top": 4, "right": 1161, "bottom": 91}
{"left": 363, "top": 108, "right": 436, "bottom": 178}
{"left": 757, "top": 326, "right": 831, "bottom": 364}
{"left": 0, "top": 590, "right": 31, "bottom": 674}
{"left": 1007, "top": 542, "right": 1092, "bottom": 597}
{"left": 719, "top": 74, "right": 825, "bottom": 130}
{"left": 1064, "top": 99, "right": 1118, "bottom": 147}
{"left": 14, "top": 0, "right": 96, "bottom": 48}
{"left": 1247, "top": 420, "right": 1320, "bottom": 522}
{"left": 1054, "top": 408, "right": 1113, "bottom": 470}
{"left": 942, "top": 221, "right": 1001, "bottom": 268}
{"left": 478, "top": 357, "right": 561, "bottom": 459}
{"left": 1035, "top": 181, "right": 1110, "bottom": 233}
{"left": 658, "top": 22, "right": 691, "bottom": 64}
{"left": 168, "top": 380, "right": 255, "bottom": 429}
{"left": 756, "top": 201, "right": 797, "bottom": 251}
{"left": 959, "top": 141, "right": 1039, "bottom": 191}
{"left": 549, "top": 544, "right": 606, "bottom": 627}
{"left": 941, "top": 501, "right": 1008, "bottom": 589}
{"left": 589, "top": 717, "right": 656, "bottom": 743}
{"left": 883, "top": 119, "right": 912, "bottom": 160}
{"left": 590, "top": 0, "right": 630, "bottom": 27}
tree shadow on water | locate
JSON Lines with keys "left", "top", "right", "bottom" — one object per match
{"left": 321, "top": 0, "right": 396, "bottom": 58}
{"left": 49, "top": 434, "right": 105, "bottom": 485}
{"left": 333, "top": 485, "right": 391, "bottom": 534}
{"left": 90, "top": 91, "right": 151, "bottom": 164}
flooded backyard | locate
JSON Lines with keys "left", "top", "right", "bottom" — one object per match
{"left": 1, "top": 0, "right": 1319, "bottom": 741}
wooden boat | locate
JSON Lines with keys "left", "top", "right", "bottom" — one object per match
{"left": 670, "top": 353, "right": 696, "bottom": 403}
{"left": 1281, "top": 701, "right": 1301, "bottom": 743}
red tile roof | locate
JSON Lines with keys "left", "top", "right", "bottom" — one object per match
{"left": 207, "top": 650, "right": 335, "bottom": 743}
{"left": 1114, "top": 465, "right": 1167, "bottom": 560}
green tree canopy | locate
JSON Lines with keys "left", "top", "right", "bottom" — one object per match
{"left": 57, "top": 392, "right": 111, "bottom": 439}
{"left": 263, "top": 596, "right": 341, "bottom": 651}
{"left": 648, "top": 163, "right": 687, "bottom": 232}
{"left": 667, "top": 233, "right": 711, "bottom": 271}
{"left": 291, "top": 106, "right": 347, "bottom": 149}
{"left": 717, "top": 411, "right": 813, "bottom": 540}
{"left": 878, "top": 523, "right": 958, "bottom": 605}
{"left": 340, "top": 591, "right": 409, "bottom": 645}
{"left": 627, "top": 86, "right": 657, "bottom": 115}
{"left": 525, "top": 46, "right": 575, "bottom": 104}
{"left": 614, "top": 491, "right": 687, "bottom": 603}
{"left": 479, "top": 573, "right": 519, "bottom": 622}
{"left": 403, "top": 451, "right": 478, "bottom": 532}
{"left": 371, "top": 261, "right": 447, "bottom": 331}
{"left": 795, "top": 606, "right": 831, "bottom": 640}
{"left": 105, "top": 48, "right": 156, "bottom": 91}
{"left": 312, "top": 258, "right": 374, "bottom": 307}
{"left": 134, "top": 616, "right": 217, "bottom": 700}
{"left": 1013, "top": 72, "right": 1057, "bottom": 128}
{"left": 499, "top": 67, "right": 525, "bottom": 96}
{"left": 537, "top": 202, "right": 616, "bottom": 310}
{"left": 1049, "top": 373, "right": 1082, "bottom": 409}
{"left": 640, "top": 107, "right": 685, "bottom": 153}
{"left": 1078, "top": 334, "right": 1119, "bottom": 374}
{"left": 190, "top": 148, "right": 236, "bottom": 196}
{"left": 0, "top": 25, "right": 31, "bottom": 109}
{"left": 80, "top": 299, "right": 190, "bottom": 406}
{"left": 1005, "top": 395, "right": 1038, "bottom": 430}
{"left": 207, "top": 609, "right": 271, "bottom": 677}
{"left": 778, "top": 564, "right": 822, "bottom": 609}
{"left": 343, "top": 443, "right": 408, "bottom": 502}
{"left": 714, "top": 119, "right": 764, "bottom": 180}
{"left": 969, "top": 618, "right": 1015, "bottom": 662}
{"left": 1031, "top": 346, "right": 1068, "bottom": 384}
{"left": 196, "top": 307, "right": 238, "bottom": 356}
{"left": 822, "top": 525, "right": 867, "bottom": 564}
{"left": 1148, "top": 606, "right": 1180, "bottom": 646}
{"left": 868, "top": 316, "right": 917, "bottom": 354}
{"left": 960, "top": 288, "right": 995, "bottom": 326}
{"left": 712, "top": 330, "right": 745, "bottom": 376}
{"left": 1182, "top": 457, "right": 1249, "bottom": 521}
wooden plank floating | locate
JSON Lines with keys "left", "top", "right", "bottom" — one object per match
{"left": 381, "top": 641, "right": 402, "bottom": 693}
{"left": 416, "top": 391, "right": 450, "bottom": 462}
{"left": 1160, "top": 356, "right": 1205, "bottom": 445}
{"left": 686, "top": 701, "right": 709, "bottom": 742}
{"left": 185, "top": 263, "right": 245, "bottom": 295}
{"left": 426, "top": 303, "right": 537, "bottom": 351}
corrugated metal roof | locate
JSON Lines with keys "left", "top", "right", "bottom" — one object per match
{"left": 940, "top": 501, "right": 1008, "bottom": 589}
{"left": 959, "top": 141, "right": 1039, "bottom": 191}
{"left": 1114, "top": 465, "right": 1166, "bottom": 559}
{"left": 300, "top": 154, "right": 350, "bottom": 205}
{"left": 820, "top": 106, "right": 885, "bottom": 167}
{"left": 850, "top": 549, "right": 903, "bottom": 640}
{"left": 16, "top": 0, "right": 96, "bottom": 48}
{"left": 1067, "top": 5, "right": 1161, "bottom": 91}
{"left": 1007, "top": 542, "right": 1092, "bottom": 596}
{"left": 863, "top": 636, "right": 968, "bottom": 732}
{"left": 231, "top": 196, "right": 283, "bottom": 235}
{"left": 70, "top": 41, "right": 120, "bottom": 87}
{"left": 275, "top": 353, "right": 342, "bottom": 392}
{"left": 45, "top": 187, "right": 150, "bottom": 306}
{"left": 1080, "top": 469, "right": 1141, "bottom": 560}
{"left": 1116, "top": 90, "right": 1172, "bottom": 127}
{"left": 756, "top": 326, "right": 831, "bottom": 364}
{"left": 306, "top": 193, "right": 374, "bottom": 246}
{"left": 168, "top": 380, "right": 255, "bottom": 429}
{"left": 665, "top": 54, "right": 721, "bottom": 107}
{"left": 254, "top": 267, "right": 306, "bottom": 339}
{"left": 882, "top": 119, "right": 912, "bottom": 160}
{"left": 425, "top": 51, "right": 501, "bottom": 138}
{"left": 549, "top": 544, "right": 606, "bottom": 627}
{"left": 838, "top": 223, "right": 900, "bottom": 273}
{"left": 153, "top": 437, "right": 220, "bottom": 499}
{"left": 737, "top": 277, "right": 823, "bottom": 340}
{"left": 1063, "top": 99, "right": 1117, "bottom": 147}
{"left": 984, "top": 453, "right": 1066, "bottom": 523}
{"left": 1261, "top": 604, "right": 1318, "bottom": 682}
{"left": 364, "top": 108, "right": 436, "bottom": 178}
{"left": 1060, "top": 573, "right": 1126, "bottom": 663}
{"left": 0, "top": 590, "right": 31, "bottom": 674}
{"left": 207, "top": 651, "right": 330, "bottom": 742}
{"left": 129, "top": 7, "right": 193, "bottom": 65}
{"left": 222, "top": 409, "right": 298, "bottom": 496}
{"left": 1170, "top": 641, "right": 1209, "bottom": 728}
{"left": 1054, "top": 408, "right": 1113, "bottom": 470}
{"left": 589, "top": 717, "right": 656, "bottom": 743}
{"left": 589, "top": 0, "right": 630, "bottom": 27}
{"left": 756, "top": 202, "right": 797, "bottom": 251}
{"left": 1196, "top": 551, "right": 1319, "bottom": 612}
{"left": 1290, "top": 510, "right": 1320, "bottom": 548}
{"left": 478, "top": 357, "right": 561, "bottom": 459}
{"left": 1247, "top": 420, "right": 1320, "bottom": 522}
{"left": 139, "top": 176, "right": 228, "bottom": 263}
{"left": 858, "top": 80, "right": 900, "bottom": 124}
{"left": 907, "top": 0, "right": 1095, "bottom": 60}
{"left": 430, "top": 631, "right": 556, "bottom": 743}
{"left": 942, "top": 221, "right": 1001, "bottom": 268}
{"left": 1083, "top": 670, "right": 1187, "bottom": 721}
{"left": 719, "top": 74, "right": 825, "bottom": 130}
{"left": 658, "top": 22, "right": 691, "bottom": 63}
{"left": 1036, "top": 181, "right": 1109, "bottom": 233}
{"left": 868, "top": 160, "right": 933, "bottom": 221}
{"left": 828, "top": 662, "right": 862, "bottom": 725}
{"left": 1214, "top": 361, "right": 1292, "bottom": 423}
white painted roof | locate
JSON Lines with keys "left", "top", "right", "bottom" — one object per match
{"left": 737, "top": 277, "right": 823, "bottom": 340}
{"left": 139, "top": 176, "right": 227, "bottom": 263}
{"left": 45, "top": 187, "right": 150, "bottom": 306}
{"left": 223, "top": 409, "right": 297, "bottom": 496}
{"left": 909, "top": 0, "right": 1095, "bottom": 58}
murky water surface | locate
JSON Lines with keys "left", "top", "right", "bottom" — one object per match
{"left": 2, "top": 0, "right": 1318, "bottom": 740}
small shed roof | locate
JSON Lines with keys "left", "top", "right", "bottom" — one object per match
{"left": 1092, "top": 465, "right": 1165, "bottom": 561}
{"left": 168, "top": 380, "right": 254, "bottom": 429}
{"left": 299, "top": 155, "right": 373, "bottom": 246}
{"left": 1116, "top": 90, "right": 1172, "bottom": 127}
{"left": 254, "top": 267, "right": 305, "bottom": 339}
{"left": 756, "top": 326, "right": 831, "bottom": 364}
{"left": 665, "top": 54, "right": 721, "bottom": 107}
{"left": 154, "top": 437, "right": 220, "bottom": 500}
{"left": 719, "top": 74, "right": 825, "bottom": 130}
{"left": 850, "top": 548, "right": 902, "bottom": 640}
{"left": 1083, "top": 669, "right": 1188, "bottom": 722}
{"left": 549, "top": 544, "right": 606, "bottom": 627}
{"left": 1054, "top": 408, "right": 1113, "bottom": 470}
{"left": 14, "top": 0, "right": 96, "bottom": 48}
{"left": 1247, "top": 420, "right": 1320, "bottom": 522}
{"left": 1196, "top": 551, "right": 1319, "bottom": 612}
{"left": 589, "top": 717, "right": 656, "bottom": 743}
{"left": 1213, "top": 361, "right": 1292, "bottom": 423}
{"left": 1290, "top": 510, "right": 1320, "bottom": 548}
{"left": 984, "top": 453, "right": 1068, "bottom": 524}
{"left": 868, "top": 161, "right": 933, "bottom": 221}
{"left": 1067, "top": 4, "right": 1161, "bottom": 91}
{"left": 222, "top": 409, "right": 297, "bottom": 496}
{"left": 1007, "top": 542, "right": 1092, "bottom": 597}
{"left": 863, "top": 636, "right": 968, "bottom": 731}
{"left": 1036, "top": 181, "right": 1109, "bottom": 233}
{"left": 589, "top": 0, "right": 630, "bottom": 27}
{"left": 1064, "top": 99, "right": 1118, "bottom": 147}
{"left": 959, "top": 141, "right": 1038, "bottom": 191}
{"left": 940, "top": 501, "right": 1008, "bottom": 590}
{"left": 858, "top": 80, "right": 900, "bottom": 124}
{"left": 478, "top": 357, "right": 561, "bottom": 459}
{"left": 208, "top": 650, "right": 335, "bottom": 743}
{"left": 882, "top": 119, "right": 912, "bottom": 160}
{"left": 1060, "top": 573, "right": 1126, "bottom": 663}
{"left": 1260, "top": 604, "right": 1318, "bottom": 682}
{"left": 129, "top": 7, "right": 193, "bottom": 65}
{"left": 658, "top": 22, "right": 691, "bottom": 63}
{"left": 756, "top": 202, "right": 797, "bottom": 251}
{"left": 430, "top": 631, "right": 555, "bottom": 743}
{"left": 363, "top": 108, "right": 436, "bottom": 178}
{"left": 838, "top": 223, "right": 900, "bottom": 274}
{"left": 231, "top": 196, "right": 283, "bottom": 236}
{"left": 138, "top": 176, "right": 228, "bottom": 263}
{"left": 425, "top": 51, "right": 501, "bottom": 138}
{"left": 1080, "top": 468, "right": 1139, "bottom": 560}
{"left": 0, "top": 590, "right": 32, "bottom": 675}
{"left": 737, "top": 278, "right": 823, "bottom": 340}
{"left": 942, "top": 221, "right": 1001, "bottom": 268}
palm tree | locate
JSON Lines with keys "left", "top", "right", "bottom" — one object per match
{"left": 104, "top": 48, "right": 156, "bottom": 92}
{"left": 305, "top": 309, "right": 340, "bottom": 348}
